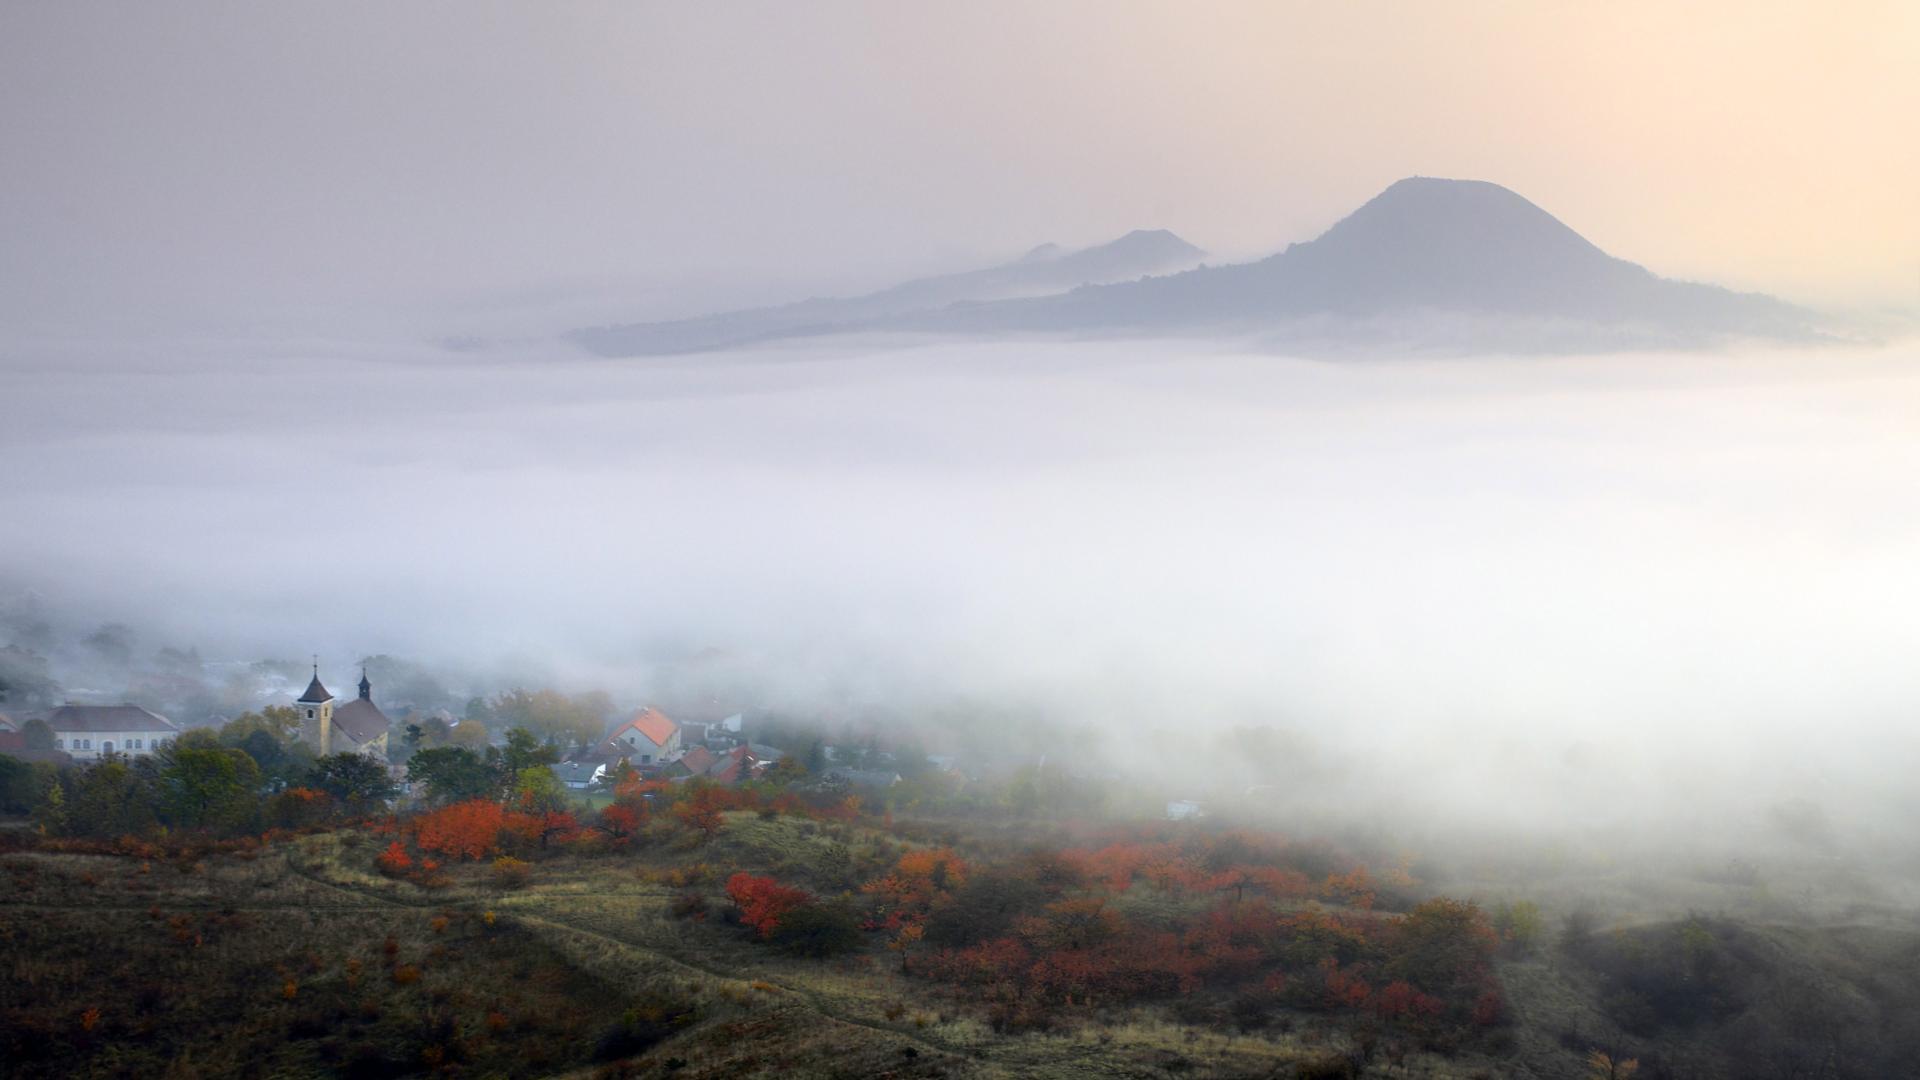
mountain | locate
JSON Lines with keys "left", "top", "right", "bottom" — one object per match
{"left": 568, "top": 229, "right": 1205, "bottom": 357}
{"left": 907, "top": 178, "right": 1817, "bottom": 347}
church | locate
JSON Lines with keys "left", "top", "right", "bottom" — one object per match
{"left": 296, "top": 665, "right": 392, "bottom": 759}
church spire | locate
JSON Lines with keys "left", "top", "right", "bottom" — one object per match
{"left": 297, "top": 660, "right": 333, "bottom": 704}
{"left": 358, "top": 667, "right": 371, "bottom": 701}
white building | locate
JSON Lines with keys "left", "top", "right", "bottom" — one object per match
{"left": 46, "top": 704, "right": 180, "bottom": 761}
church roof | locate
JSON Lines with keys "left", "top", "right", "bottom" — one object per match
{"left": 330, "top": 698, "right": 390, "bottom": 745}
{"left": 297, "top": 673, "right": 333, "bottom": 704}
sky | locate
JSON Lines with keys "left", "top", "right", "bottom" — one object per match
{"left": 2, "top": 1, "right": 1916, "bottom": 339}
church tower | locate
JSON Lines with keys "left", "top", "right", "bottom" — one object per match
{"left": 297, "top": 663, "right": 335, "bottom": 755}
{"left": 358, "top": 667, "right": 372, "bottom": 701}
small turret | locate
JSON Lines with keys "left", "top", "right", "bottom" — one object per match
{"left": 358, "top": 667, "right": 371, "bottom": 701}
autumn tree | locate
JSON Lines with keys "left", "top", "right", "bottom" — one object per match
{"left": 674, "top": 785, "right": 729, "bottom": 842}
{"left": 595, "top": 803, "right": 641, "bottom": 844}
{"left": 416, "top": 799, "right": 507, "bottom": 860}
{"left": 725, "top": 873, "right": 813, "bottom": 938}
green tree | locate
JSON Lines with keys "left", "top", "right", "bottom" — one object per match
{"left": 0, "top": 754, "right": 56, "bottom": 814}
{"left": 20, "top": 717, "right": 55, "bottom": 752}
{"left": 35, "top": 779, "right": 67, "bottom": 833}
{"left": 497, "top": 726, "right": 559, "bottom": 778}
{"left": 159, "top": 738, "right": 262, "bottom": 831}
{"left": 309, "top": 753, "right": 396, "bottom": 815}
{"left": 514, "top": 765, "right": 568, "bottom": 813}
{"left": 408, "top": 746, "right": 495, "bottom": 805}
{"left": 66, "top": 760, "right": 157, "bottom": 836}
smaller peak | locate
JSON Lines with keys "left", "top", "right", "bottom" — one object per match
{"left": 1089, "top": 228, "right": 1204, "bottom": 257}
{"left": 1018, "top": 242, "right": 1064, "bottom": 263}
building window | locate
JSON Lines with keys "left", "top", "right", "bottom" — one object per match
{"left": 82, "top": 739, "right": 91, "bottom": 750}
{"left": 132, "top": 739, "right": 142, "bottom": 750}
{"left": 307, "top": 709, "right": 315, "bottom": 720}
{"left": 54, "top": 738, "right": 63, "bottom": 748}
{"left": 642, "top": 754, "right": 652, "bottom": 764}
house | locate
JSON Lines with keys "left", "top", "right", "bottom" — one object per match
{"left": 667, "top": 745, "right": 718, "bottom": 778}
{"left": 594, "top": 707, "right": 680, "bottom": 766}
{"left": 44, "top": 704, "right": 180, "bottom": 761}
{"left": 549, "top": 761, "right": 607, "bottom": 790}
{"left": 297, "top": 666, "right": 392, "bottom": 760}
{"left": 704, "top": 742, "right": 785, "bottom": 785}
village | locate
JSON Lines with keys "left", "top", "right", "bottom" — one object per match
{"left": 0, "top": 659, "right": 1205, "bottom": 822}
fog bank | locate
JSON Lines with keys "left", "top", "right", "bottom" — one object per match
{"left": 4, "top": 335, "right": 1918, "bottom": 836}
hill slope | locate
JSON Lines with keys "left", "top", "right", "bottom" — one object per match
{"left": 569, "top": 229, "right": 1204, "bottom": 357}
{"left": 913, "top": 177, "right": 1816, "bottom": 346}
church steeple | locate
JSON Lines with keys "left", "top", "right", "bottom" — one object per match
{"left": 358, "top": 667, "right": 371, "bottom": 701}
{"left": 296, "top": 658, "right": 336, "bottom": 755}
{"left": 297, "top": 662, "right": 333, "bottom": 704}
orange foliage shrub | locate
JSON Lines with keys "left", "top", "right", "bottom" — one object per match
{"left": 414, "top": 799, "right": 506, "bottom": 860}
{"left": 724, "top": 872, "right": 813, "bottom": 938}
{"left": 375, "top": 841, "right": 413, "bottom": 876}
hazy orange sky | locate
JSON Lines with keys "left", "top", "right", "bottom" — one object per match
{"left": 1, "top": 1, "right": 1913, "bottom": 333}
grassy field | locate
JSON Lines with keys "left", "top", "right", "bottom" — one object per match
{"left": 7, "top": 810, "right": 1919, "bottom": 1078}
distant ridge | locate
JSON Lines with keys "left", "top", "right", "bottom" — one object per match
{"left": 567, "top": 178, "right": 1824, "bottom": 356}
{"left": 907, "top": 177, "right": 1818, "bottom": 347}
{"left": 569, "top": 229, "right": 1205, "bottom": 357}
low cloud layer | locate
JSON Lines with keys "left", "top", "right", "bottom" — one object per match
{"left": 5, "top": 334, "right": 1919, "bottom": 839}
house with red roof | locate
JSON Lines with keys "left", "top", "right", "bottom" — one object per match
{"left": 595, "top": 707, "right": 681, "bottom": 766}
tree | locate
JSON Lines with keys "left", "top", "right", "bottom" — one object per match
{"left": 762, "top": 755, "right": 808, "bottom": 786}
{"left": 35, "top": 779, "right": 67, "bottom": 833}
{"left": 20, "top": 717, "right": 55, "bottom": 752}
{"left": 159, "top": 738, "right": 262, "bottom": 830}
{"left": 416, "top": 799, "right": 507, "bottom": 860}
{"left": 1493, "top": 900, "right": 1544, "bottom": 955}
{"left": 497, "top": 726, "right": 559, "bottom": 779}
{"left": 408, "top": 747, "right": 495, "bottom": 805}
{"left": 219, "top": 706, "right": 300, "bottom": 745}
{"left": 309, "top": 753, "right": 396, "bottom": 815}
{"left": 513, "top": 766, "right": 568, "bottom": 814}
{"left": 445, "top": 719, "right": 490, "bottom": 751}
{"left": 489, "top": 690, "right": 608, "bottom": 750}
{"left": 595, "top": 803, "right": 641, "bottom": 844}
{"left": 674, "top": 786, "right": 728, "bottom": 842}
{"left": 725, "top": 873, "right": 813, "bottom": 938}
{"left": 64, "top": 760, "right": 157, "bottom": 836}
{"left": 0, "top": 754, "right": 55, "bottom": 813}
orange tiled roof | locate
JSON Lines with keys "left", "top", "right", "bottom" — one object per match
{"left": 618, "top": 707, "right": 678, "bottom": 748}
